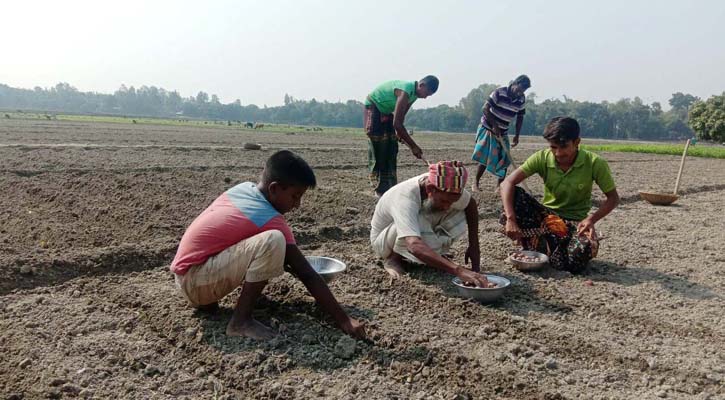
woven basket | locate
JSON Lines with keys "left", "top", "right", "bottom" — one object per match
{"left": 638, "top": 191, "right": 678, "bottom": 206}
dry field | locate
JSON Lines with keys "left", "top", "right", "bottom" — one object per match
{"left": 1, "top": 119, "right": 723, "bottom": 400}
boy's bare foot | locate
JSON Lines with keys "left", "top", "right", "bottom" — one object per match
{"left": 383, "top": 254, "right": 405, "bottom": 278}
{"left": 471, "top": 183, "right": 480, "bottom": 193}
{"left": 226, "top": 317, "right": 277, "bottom": 340}
{"left": 195, "top": 302, "right": 219, "bottom": 314}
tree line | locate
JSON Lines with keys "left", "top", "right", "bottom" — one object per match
{"left": 1, "top": 82, "right": 722, "bottom": 141}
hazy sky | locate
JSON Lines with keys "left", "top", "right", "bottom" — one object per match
{"left": 2, "top": 0, "right": 724, "bottom": 108}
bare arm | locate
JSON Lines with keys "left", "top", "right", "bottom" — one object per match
{"left": 578, "top": 189, "right": 620, "bottom": 234}
{"left": 463, "top": 197, "right": 481, "bottom": 272}
{"left": 515, "top": 113, "right": 524, "bottom": 136}
{"left": 393, "top": 89, "right": 422, "bottom": 158}
{"left": 285, "top": 244, "right": 365, "bottom": 338}
{"left": 500, "top": 168, "right": 528, "bottom": 240}
{"left": 511, "top": 114, "right": 523, "bottom": 148}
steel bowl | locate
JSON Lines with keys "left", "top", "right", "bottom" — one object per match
{"left": 452, "top": 274, "right": 511, "bottom": 303}
{"left": 306, "top": 256, "right": 347, "bottom": 283}
{"left": 509, "top": 250, "right": 549, "bottom": 271}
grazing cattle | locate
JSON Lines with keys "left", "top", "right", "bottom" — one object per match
{"left": 132, "top": 120, "right": 137, "bottom": 124}
{"left": 254, "top": 123, "right": 265, "bottom": 129}
{"left": 244, "top": 122, "right": 254, "bottom": 128}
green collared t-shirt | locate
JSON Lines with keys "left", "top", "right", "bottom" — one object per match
{"left": 365, "top": 80, "right": 418, "bottom": 115}
{"left": 521, "top": 149, "right": 616, "bottom": 221}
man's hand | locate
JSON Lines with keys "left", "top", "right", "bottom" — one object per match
{"left": 490, "top": 122, "right": 505, "bottom": 137}
{"left": 340, "top": 317, "right": 366, "bottom": 339}
{"left": 505, "top": 218, "right": 523, "bottom": 241}
{"left": 410, "top": 144, "right": 423, "bottom": 159}
{"left": 457, "top": 268, "right": 489, "bottom": 288}
{"left": 577, "top": 217, "right": 596, "bottom": 236}
{"left": 512, "top": 134, "right": 520, "bottom": 148}
{"left": 464, "top": 246, "right": 481, "bottom": 272}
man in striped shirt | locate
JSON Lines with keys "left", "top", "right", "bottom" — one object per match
{"left": 471, "top": 75, "right": 531, "bottom": 190}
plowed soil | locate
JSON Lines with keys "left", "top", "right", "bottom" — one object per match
{"left": 1, "top": 119, "right": 723, "bottom": 400}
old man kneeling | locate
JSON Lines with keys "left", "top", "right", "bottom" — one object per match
{"left": 370, "top": 161, "right": 489, "bottom": 287}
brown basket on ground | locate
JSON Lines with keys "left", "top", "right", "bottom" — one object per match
{"left": 638, "top": 139, "right": 690, "bottom": 207}
{"left": 638, "top": 191, "right": 678, "bottom": 206}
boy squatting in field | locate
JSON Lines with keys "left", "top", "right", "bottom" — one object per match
{"left": 500, "top": 117, "right": 620, "bottom": 273}
{"left": 370, "top": 160, "right": 491, "bottom": 287}
{"left": 170, "top": 150, "right": 365, "bottom": 340}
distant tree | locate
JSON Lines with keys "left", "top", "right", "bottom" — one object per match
{"left": 458, "top": 83, "right": 499, "bottom": 131}
{"left": 669, "top": 92, "right": 699, "bottom": 111}
{"left": 667, "top": 92, "right": 700, "bottom": 125}
{"left": 688, "top": 93, "right": 725, "bottom": 142}
{"left": 196, "top": 91, "right": 209, "bottom": 104}
{"left": 0, "top": 81, "right": 709, "bottom": 140}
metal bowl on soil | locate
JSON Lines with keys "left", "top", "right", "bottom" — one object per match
{"left": 509, "top": 250, "right": 549, "bottom": 271}
{"left": 452, "top": 274, "right": 511, "bottom": 303}
{"left": 305, "top": 256, "right": 347, "bottom": 283}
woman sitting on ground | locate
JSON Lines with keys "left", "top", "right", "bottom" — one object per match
{"left": 499, "top": 117, "right": 620, "bottom": 273}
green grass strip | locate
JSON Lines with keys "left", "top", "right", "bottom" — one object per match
{"left": 582, "top": 144, "right": 725, "bottom": 159}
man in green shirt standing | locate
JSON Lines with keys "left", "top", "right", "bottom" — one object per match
{"left": 364, "top": 76, "right": 439, "bottom": 196}
{"left": 499, "top": 117, "right": 620, "bottom": 272}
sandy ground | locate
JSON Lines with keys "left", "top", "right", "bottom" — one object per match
{"left": 1, "top": 119, "right": 723, "bottom": 400}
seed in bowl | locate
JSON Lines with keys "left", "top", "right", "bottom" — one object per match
{"left": 462, "top": 281, "right": 498, "bottom": 289}
{"left": 512, "top": 253, "right": 541, "bottom": 263}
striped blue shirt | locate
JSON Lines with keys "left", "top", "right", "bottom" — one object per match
{"left": 481, "top": 86, "right": 526, "bottom": 133}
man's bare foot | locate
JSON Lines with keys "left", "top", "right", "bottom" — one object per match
{"left": 383, "top": 254, "right": 405, "bottom": 278}
{"left": 226, "top": 317, "right": 277, "bottom": 340}
{"left": 471, "top": 183, "right": 480, "bottom": 193}
{"left": 195, "top": 302, "right": 219, "bottom": 314}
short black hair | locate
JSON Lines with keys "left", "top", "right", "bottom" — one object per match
{"left": 261, "top": 150, "right": 316, "bottom": 188}
{"left": 543, "top": 117, "right": 580, "bottom": 145}
{"left": 419, "top": 75, "right": 439, "bottom": 94}
{"left": 512, "top": 74, "right": 531, "bottom": 89}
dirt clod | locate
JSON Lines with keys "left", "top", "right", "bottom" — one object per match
{"left": 334, "top": 336, "right": 356, "bottom": 359}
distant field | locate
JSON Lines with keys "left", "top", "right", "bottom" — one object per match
{"left": 582, "top": 143, "right": 725, "bottom": 159}
{"left": 4, "top": 111, "right": 724, "bottom": 158}
{"left": 0, "top": 111, "right": 362, "bottom": 136}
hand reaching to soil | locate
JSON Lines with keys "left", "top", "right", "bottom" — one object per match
{"left": 340, "top": 317, "right": 366, "bottom": 340}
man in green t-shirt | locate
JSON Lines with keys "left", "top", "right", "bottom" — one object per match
{"left": 499, "top": 117, "right": 620, "bottom": 272}
{"left": 364, "top": 76, "right": 439, "bottom": 196}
